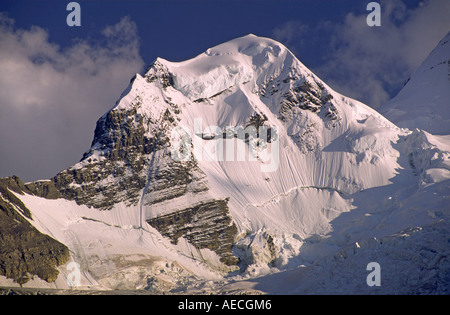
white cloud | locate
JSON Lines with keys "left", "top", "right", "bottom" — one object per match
{"left": 272, "top": 20, "right": 310, "bottom": 56}
{"left": 0, "top": 14, "right": 145, "bottom": 181}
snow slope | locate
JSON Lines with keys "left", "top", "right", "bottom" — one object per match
{"left": 6, "top": 192, "right": 226, "bottom": 290}
{"left": 379, "top": 31, "right": 450, "bottom": 135}
{"left": 1, "top": 34, "right": 449, "bottom": 294}
{"left": 143, "top": 34, "right": 405, "bottom": 225}
{"left": 150, "top": 35, "right": 409, "bottom": 264}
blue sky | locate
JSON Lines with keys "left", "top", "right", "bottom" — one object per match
{"left": 1, "top": 0, "right": 449, "bottom": 181}
{"left": 1, "top": 1, "right": 370, "bottom": 60}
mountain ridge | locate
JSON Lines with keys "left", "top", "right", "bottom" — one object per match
{"left": 379, "top": 30, "right": 450, "bottom": 135}
{"left": 1, "top": 34, "right": 449, "bottom": 293}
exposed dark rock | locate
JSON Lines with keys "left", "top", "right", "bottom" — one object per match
{"left": 0, "top": 176, "right": 33, "bottom": 219}
{"left": 144, "top": 59, "right": 174, "bottom": 89}
{"left": 266, "top": 234, "right": 277, "bottom": 267}
{"left": 45, "top": 105, "right": 163, "bottom": 210}
{"left": 0, "top": 177, "right": 70, "bottom": 285}
{"left": 279, "top": 80, "right": 331, "bottom": 119}
{"left": 147, "top": 198, "right": 238, "bottom": 266}
{"left": 25, "top": 180, "right": 61, "bottom": 200}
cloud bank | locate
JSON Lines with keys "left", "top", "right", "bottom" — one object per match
{"left": 0, "top": 14, "right": 145, "bottom": 182}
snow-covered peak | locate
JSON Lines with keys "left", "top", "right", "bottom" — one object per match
{"left": 205, "top": 33, "right": 284, "bottom": 58}
{"left": 5, "top": 33, "right": 450, "bottom": 294}
{"left": 144, "top": 34, "right": 302, "bottom": 101}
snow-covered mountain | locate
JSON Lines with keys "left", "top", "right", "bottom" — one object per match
{"left": 379, "top": 31, "right": 450, "bottom": 135}
{"left": 1, "top": 34, "right": 449, "bottom": 294}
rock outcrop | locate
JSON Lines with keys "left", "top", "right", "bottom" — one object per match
{"left": 0, "top": 177, "right": 70, "bottom": 285}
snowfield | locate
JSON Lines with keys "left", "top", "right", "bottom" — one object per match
{"left": 1, "top": 33, "right": 449, "bottom": 294}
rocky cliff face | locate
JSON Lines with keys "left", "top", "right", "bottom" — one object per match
{"left": 0, "top": 177, "right": 70, "bottom": 285}
{"left": 147, "top": 198, "right": 238, "bottom": 266}
{"left": 21, "top": 59, "right": 240, "bottom": 269}
{"left": 50, "top": 106, "right": 156, "bottom": 210}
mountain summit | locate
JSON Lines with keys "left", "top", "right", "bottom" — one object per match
{"left": 1, "top": 34, "right": 449, "bottom": 294}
